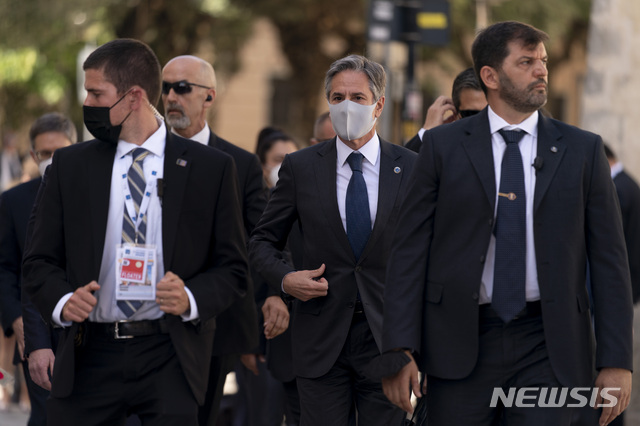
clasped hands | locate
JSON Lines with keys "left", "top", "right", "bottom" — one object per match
{"left": 61, "top": 271, "right": 190, "bottom": 322}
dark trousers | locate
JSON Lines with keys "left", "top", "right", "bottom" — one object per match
{"left": 233, "top": 357, "right": 291, "bottom": 426}
{"left": 47, "top": 332, "right": 198, "bottom": 426}
{"left": 296, "top": 314, "right": 404, "bottom": 426}
{"left": 198, "top": 354, "right": 237, "bottom": 426}
{"left": 426, "top": 306, "right": 574, "bottom": 426}
{"left": 22, "top": 360, "right": 49, "bottom": 426}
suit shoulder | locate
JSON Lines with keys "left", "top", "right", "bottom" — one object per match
{"left": 1, "top": 178, "right": 41, "bottom": 202}
{"left": 173, "top": 134, "right": 234, "bottom": 165}
{"left": 212, "top": 135, "right": 256, "bottom": 161}
{"left": 382, "top": 140, "right": 417, "bottom": 160}
{"left": 543, "top": 117, "right": 601, "bottom": 146}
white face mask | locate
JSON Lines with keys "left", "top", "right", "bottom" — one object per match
{"left": 328, "top": 100, "right": 377, "bottom": 141}
{"left": 38, "top": 157, "right": 53, "bottom": 177}
{"left": 268, "top": 162, "right": 281, "bottom": 188}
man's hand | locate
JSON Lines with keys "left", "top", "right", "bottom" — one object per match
{"left": 62, "top": 281, "right": 100, "bottom": 322}
{"left": 283, "top": 264, "right": 328, "bottom": 302}
{"left": 28, "top": 348, "right": 55, "bottom": 391}
{"left": 262, "top": 295, "right": 289, "bottom": 340}
{"left": 594, "top": 367, "right": 632, "bottom": 426}
{"left": 11, "top": 317, "right": 25, "bottom": 360}
{"left": 382, "top": 350, "right": 422, "bottom": 414}
{"left": 422, "top": 96, "right": 457, "bottom": 130}
{"left": 240, "top": 353, "right": 265, "bottom": 376}
{"left": 156, "top": 271, "right": 190, "bottom": 316}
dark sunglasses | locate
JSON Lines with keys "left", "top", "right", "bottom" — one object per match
{"left": 458, "top": 109, "right": 481, "bottom": 118}
{"left": 162, "top": 80, "right": 211, "bottom": 95}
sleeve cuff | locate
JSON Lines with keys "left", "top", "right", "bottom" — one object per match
{"left": 180, "top": 287, "right": 199, "bottom": 321}
{"left": 51, "top": 293, "right": 73, "bottom": 327}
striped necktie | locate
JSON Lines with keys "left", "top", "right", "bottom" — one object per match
{"left": 118, "top": 147, "right": 150, "bottom": 317}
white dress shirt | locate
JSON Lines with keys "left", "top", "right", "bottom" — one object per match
{"left": 335, "top": 134, "right": 381, "bottom": 231}
{"left": 479, "top": 107, "right": 540, "bottom": 304}
{"left": 172, "top": 122, "right": 209, "bottom": 146}
{"left": 53, "top": 121, "right": 198, "bottom": 325}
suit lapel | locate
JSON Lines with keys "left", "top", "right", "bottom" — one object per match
{"left": 463, "top": 109, "right": 497, "bottom": 211}
{"left": 162, "top": 133, "right": 190, "bottom": 269}
{"left": 315, "top": 139, "right": 354, "bottom": 261}
{"left": 89, "top": 141, "right": 117, "bottom": 276}
{"left": 359, "top": 140, "right": 403, "bottom": 261}
{"left": 534, "top": 115, "right": 565, "bottom": 212}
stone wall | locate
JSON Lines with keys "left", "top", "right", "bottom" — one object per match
{"left": 582, "top": 0, "right": 640, "bottom": 178}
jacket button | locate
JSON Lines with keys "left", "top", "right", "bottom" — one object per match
{"left": 472, "top": 292, "right": 479, "bottom": 301}
{"left": 348, "top": 302, "right": 354, "bottom": 308}
{"left": 480, "top": 255, "right": 485, "bottom": 263}
{"left": 355, "top": 266, "right": 362, "bottom": 272}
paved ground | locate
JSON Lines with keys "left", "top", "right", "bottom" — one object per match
{"left": 0, "top": 405, "right": 29, "bottom": 426}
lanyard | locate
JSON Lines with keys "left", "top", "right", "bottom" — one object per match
{"left": 120, "top": 158, "right": 158, "bottom": 240}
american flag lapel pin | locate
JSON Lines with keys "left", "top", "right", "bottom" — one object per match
{"left": 176, "top": 158, "right": 187, "bottom": 167}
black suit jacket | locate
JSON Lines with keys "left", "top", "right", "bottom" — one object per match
{"left": 208, "top": 130, "right": 265, "bottom": 355}
{"left": 250, "top": 137, "right": 416, "bottom": 378}
{"left": 0, "top": 178, "right": 55, "bottom": 364}
{"left": 382, "top": 109, "right": 633, "bottom": 388}
{"left": 613, "top": 170, "right": 640, "bottom": 303}
{"left": 22, "top": 131, "right": 248, "bottom": 405}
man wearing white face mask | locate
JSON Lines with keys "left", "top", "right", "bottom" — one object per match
{"left": 250, "top": 54, "right": 417, "bottom": 425}
{"left": 0, "top": 112, "right": 75, "bottom": 426}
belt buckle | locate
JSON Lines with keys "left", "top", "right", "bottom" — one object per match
{"left": 114, "top": 320, "right": 134, "bottom": 339}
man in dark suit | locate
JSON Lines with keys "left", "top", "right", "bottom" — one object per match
{"left": 605, "top": 144, "right": 640, "bottom": 304}
{"left": 404, "top": 67, "right": 486, "bottom": 153}
{"left": 250, "top": 54, "right": 416, "bottom": 425}
{"left": 381, "top": 21, "right": 633, "bottom": 426}
{"left": 0, "top": 112, "right": 74, "bottom": 425}
{"left": 22, "top": 39, "right": 248, "bottom": 426}
{"left": 161, "top": 55, "right": 274, "bottom": 426}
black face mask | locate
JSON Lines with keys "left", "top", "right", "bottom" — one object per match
{"left": 83, "top": 91, "right": 132, "bottom": 144}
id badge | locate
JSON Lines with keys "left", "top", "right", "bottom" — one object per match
{"left": 115, "top": 244, "right": 157, "bottom": 300}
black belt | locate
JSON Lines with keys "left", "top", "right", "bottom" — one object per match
{"left": 85, "top": 319, "right": 169, "bottom": 340}
{"left": 479, "top": 301, "right": 541, "bottom": 321}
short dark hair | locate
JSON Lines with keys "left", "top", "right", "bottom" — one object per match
{"left": 29, "top": 113, "right": 77, "bottom": 150}
{"left": 603, "top": 143, "right": 616, "bottom": 160}
{"left": 472, "top": 21, "right": 549, "bottom": 94}
{"left": 83, "top": 39, "right": 162, "bottom": 105}
{"left": 255, "top": 127, "right": 299, "bottom": 165}
{"left": 325, "top": 55, "right": 386, "bottom": 102}
{"left": 451, "top": 68, "right": 482, "bottom": 110}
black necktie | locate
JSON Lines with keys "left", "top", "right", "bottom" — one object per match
{"left": 346, "top": 152, "right": 371, "bottom": 260}
{"left": 492, "top": 129, "right": 527, "bottom": 322}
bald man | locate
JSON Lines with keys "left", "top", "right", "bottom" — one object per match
{"left": 162, "top": 56, "right": 275, "bottom": 426}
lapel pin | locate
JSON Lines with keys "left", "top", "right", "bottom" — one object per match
{"left": 176, "top": 158, "right": 187, "bottom": 167}
{"left": 550, "top": 146, "right": 558, "bottom": 153}
{"left": 394, "top": 166, "right": 401, "bottom": 174}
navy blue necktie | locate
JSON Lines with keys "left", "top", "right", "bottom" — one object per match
{"left": 492, "top": 129, "right": 527, "bottom": 323}
{"left": 346, "top": 152, "right": 371, "bottom": 261}
{"left": 119, "top": 148, "right": 149, "bottom": 317}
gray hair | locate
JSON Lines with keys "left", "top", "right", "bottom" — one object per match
{"left": 29, "top": 112, "right": 77, "bottom": 149}
{"left": 324, "top": 55, "right": 386, "bottom": 102}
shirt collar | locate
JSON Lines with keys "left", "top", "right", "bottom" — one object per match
{"left": 336, "top": 132, "right": 380, "bottom": 168}
{"left": 488, "top": 106, "right": 539, "bottom": 138}
{"left": 610, "top": 161, "right": 623, "bottom": 179}
{"left": 172, "top": 122, "right": 209, "bottom": 145}
{"left": 117, "top": 117, "right": 166, "bottom": 159}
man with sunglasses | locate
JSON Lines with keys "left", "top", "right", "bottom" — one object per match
{"left": 405, "top": 67, "right": 487, "bottom": 153}
{"left": 162, "top": 55, "right": 276, "bottom": 426}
